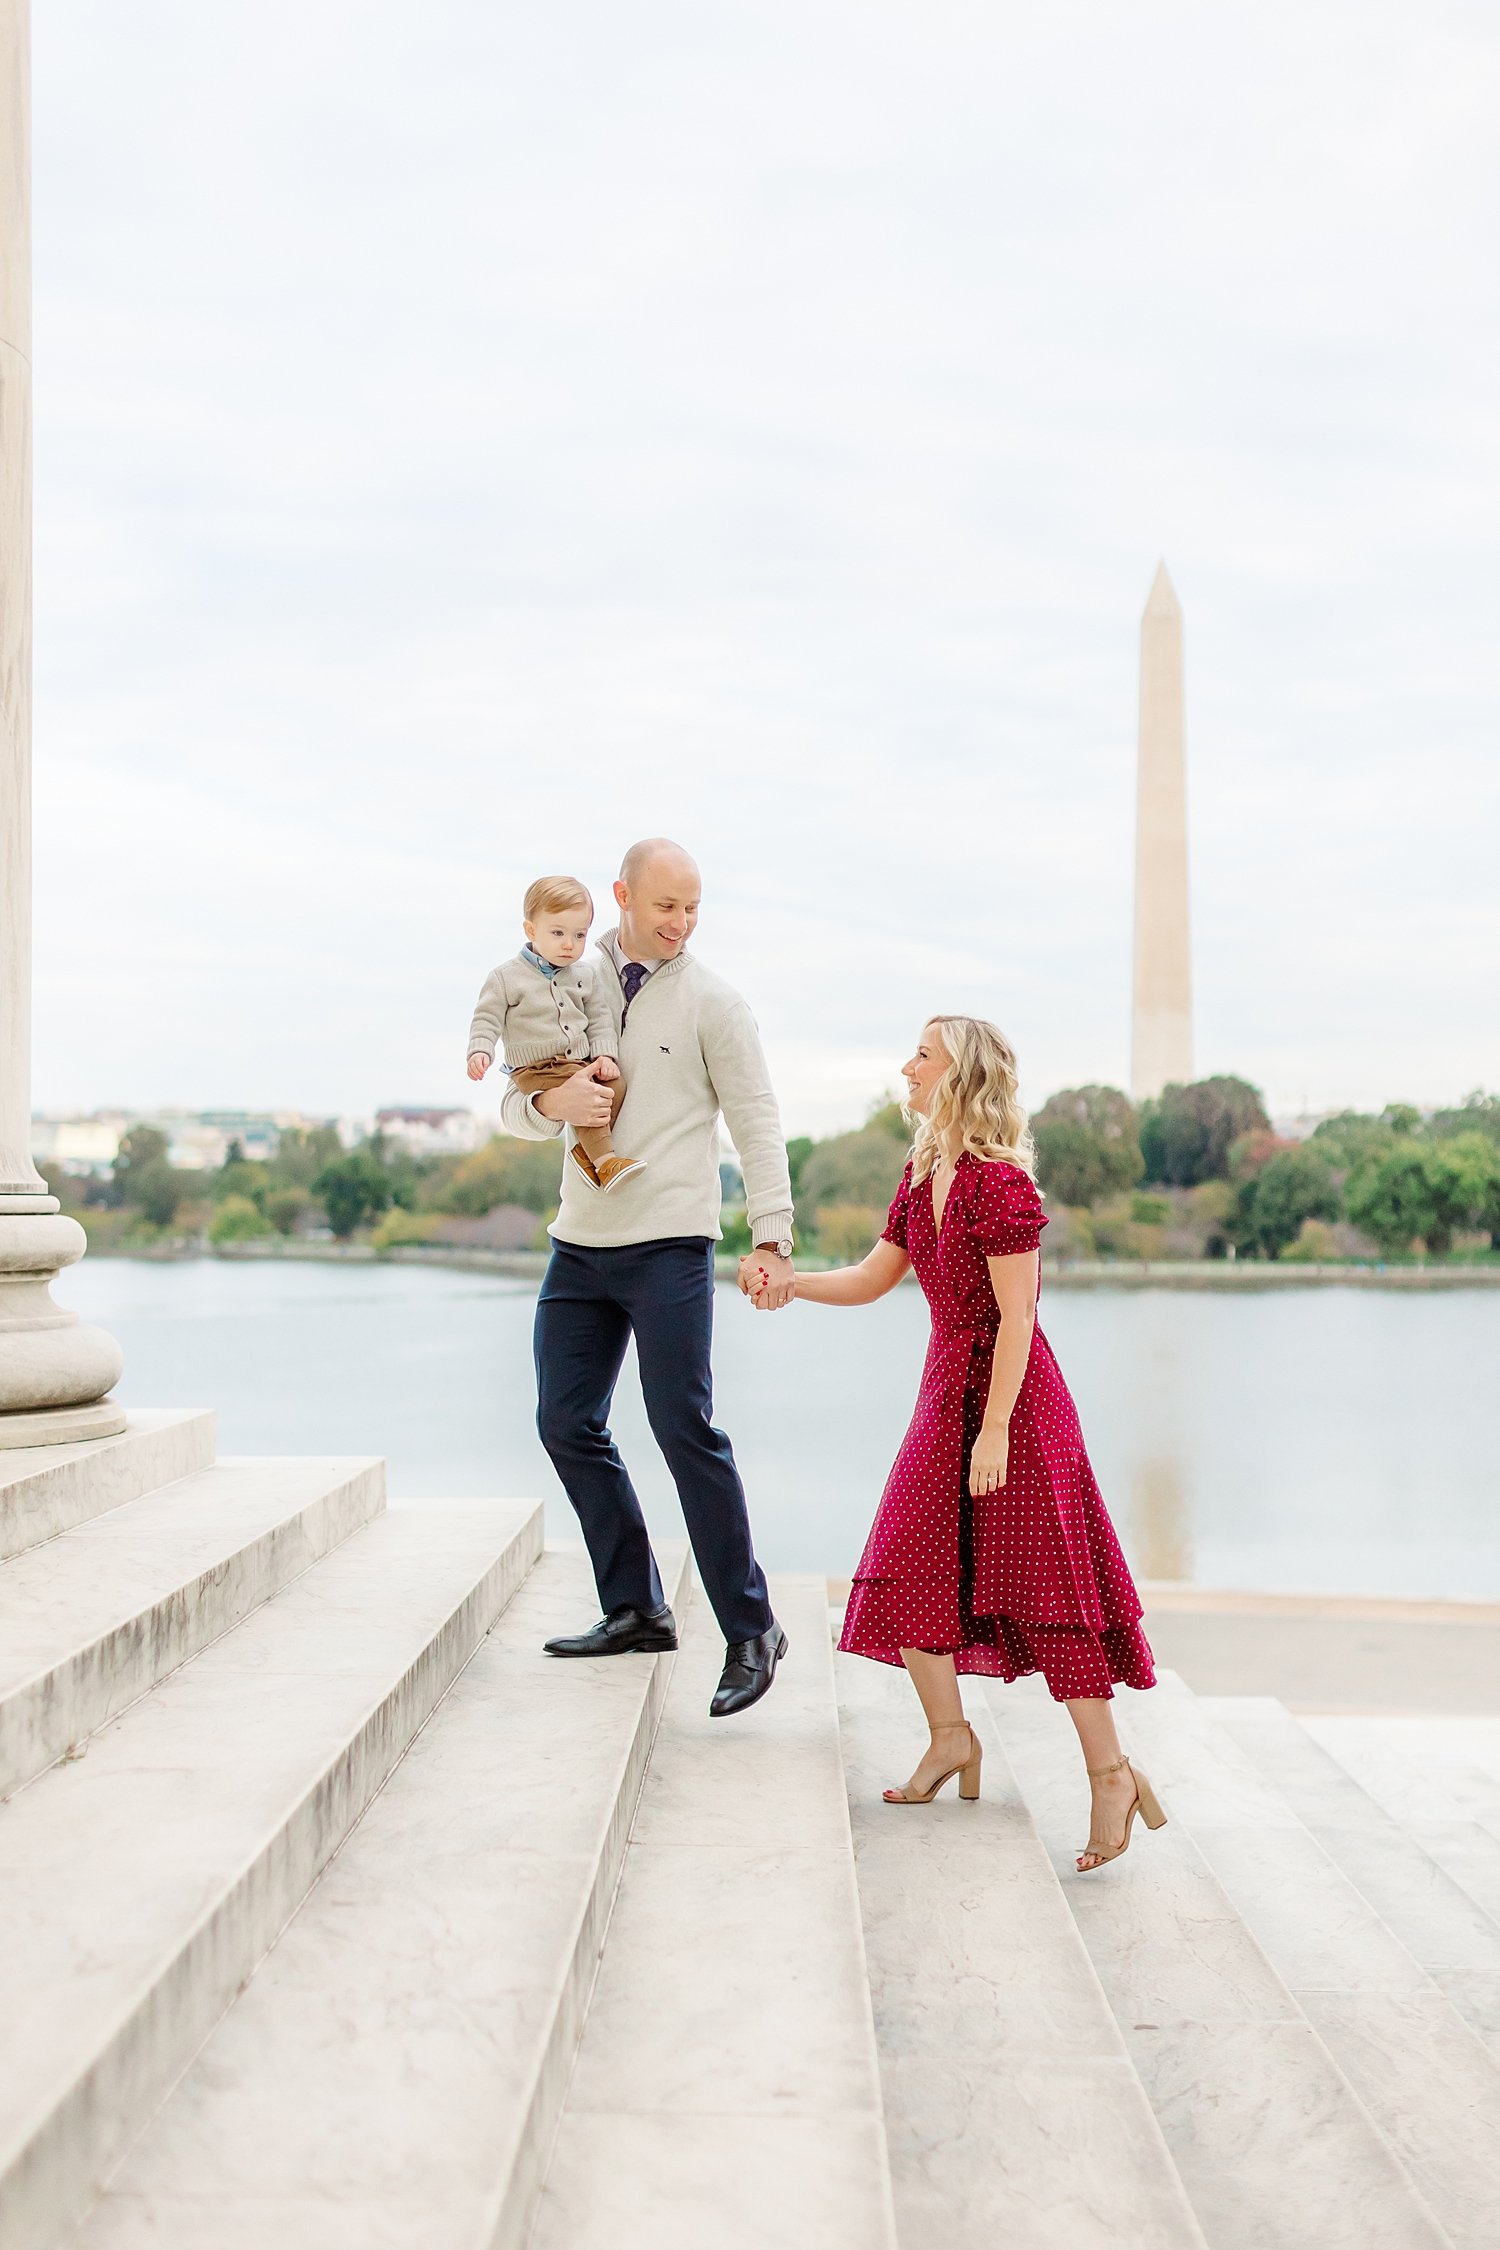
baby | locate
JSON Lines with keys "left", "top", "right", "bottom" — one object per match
{"left": 467, "top": 876, "right": 645, "bottom": 1193}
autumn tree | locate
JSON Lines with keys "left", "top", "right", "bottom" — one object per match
{"left": 431, "top": 1135, "right": 565, "bottom": 1218}
{"left": 1139, "top": 1077, "right": 1270, "bottom": 1186}
{"left": 1032, "top": 1085, "right": 1144, "bottom": 1207}
{"left": 797, "top": 1122, "right": 909, "bottom": 1218}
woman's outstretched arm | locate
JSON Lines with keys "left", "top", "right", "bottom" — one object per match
{"left": 788, "top": 1239, "right": 910, "bottom": 1306}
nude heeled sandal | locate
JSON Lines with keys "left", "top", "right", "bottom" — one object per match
{"left": 1076, "top": 1753, "right": 1168, "bottom": 1870}
{"left": 883, "top": 1723, "right": 983, "bottom": 1805}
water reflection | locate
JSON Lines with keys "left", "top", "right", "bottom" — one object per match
{"left": 1129, "top": 1456, "right": 1193, "bottom": 1583}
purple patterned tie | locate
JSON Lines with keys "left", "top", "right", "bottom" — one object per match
{"left": 620, "top": 960, "right": 649, "bottom": 1011}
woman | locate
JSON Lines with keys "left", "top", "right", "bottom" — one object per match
{"left": 767, "top": 1016, "right": 1165, "bottom": 1872}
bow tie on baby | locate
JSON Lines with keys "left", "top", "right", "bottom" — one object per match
{"left": 620, "top": 960, "right": 650, "bottom": 1008}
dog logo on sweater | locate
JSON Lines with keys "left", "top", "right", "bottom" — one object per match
{"left": 660, "top": 1045, "right": 671, "bottom": 1055}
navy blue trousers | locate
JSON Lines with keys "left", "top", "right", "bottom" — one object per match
{"left": 534, "top": 1236, "right": 773, "bottom": 1645}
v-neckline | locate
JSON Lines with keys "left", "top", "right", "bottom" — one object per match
{"left": 929, "top": 1153, "right": 962, "bottom": 1239}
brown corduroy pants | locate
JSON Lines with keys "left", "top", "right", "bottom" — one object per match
{"left": 509, "top": 1057, "right": 625, "bottom": 1168}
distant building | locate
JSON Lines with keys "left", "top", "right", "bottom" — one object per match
{"left": 374, "top": 1107, "right": 485, "bottom": 1160}
{"left": 1271, "top": 1112, "right": 1339, "bottom": 1143}
{"left": 30, "top": 1114, "right": 127, "bottom": 1176}
{"left": 149, "top": 1111, "right": 289, "bottom": 1171}
{"left": 31, "top": 1107, "right": 341, "bottom": 1178}
{"left": 197, "top": 1112, "right": 283, "bottom": 1163}
{"left": 165, "top": 1124, "right": 233, "bottom": 1172}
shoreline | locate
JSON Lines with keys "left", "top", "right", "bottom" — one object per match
{"left": 78, "top": 1240, "right": 1500, "bottom": 1289}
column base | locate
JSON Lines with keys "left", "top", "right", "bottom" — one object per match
{"left": 0, "top": 1398, "right": 129, "bottom": 1451}
{"left": 0, "top": 1211, "right": 126, "bottom": 1420}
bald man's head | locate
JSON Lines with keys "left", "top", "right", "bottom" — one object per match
{"left": 613, "top": 840, "right": 702, "bottom": 964}
{"left": 619, "top": 837, "right": 698, "bottom": 891}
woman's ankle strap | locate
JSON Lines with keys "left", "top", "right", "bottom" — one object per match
{"left": 1087, "top": 1753, "right": 1131, "bottom": 1779}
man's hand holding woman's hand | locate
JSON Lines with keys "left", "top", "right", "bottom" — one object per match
{"left": 738, "top": 1249, "right": 795, "bottom": 1312}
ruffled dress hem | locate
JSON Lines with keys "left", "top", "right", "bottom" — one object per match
{"left": 839, "top": 1580, "right": 1156, "bottom": 1702}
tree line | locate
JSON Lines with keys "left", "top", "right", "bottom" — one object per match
{"left": 46, "top": 1078, "right": 1500, "bottom": 1264}
{"left": 1033, "top": 1079, "right": 1500, "bottom": 1260}
{"left": 48, "top": 1123, "right": 566, "bottom": 1251}
{"left": 773, "top": 1078, "right": 1500, "bottom": 1264}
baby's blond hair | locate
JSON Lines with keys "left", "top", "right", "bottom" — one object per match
{"left": 523, "top": 875, "right": 594, "bottom": 924}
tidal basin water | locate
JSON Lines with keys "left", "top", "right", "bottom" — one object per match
{"left": 57, "top": 1259, "right": 1500, "bottom": 1601}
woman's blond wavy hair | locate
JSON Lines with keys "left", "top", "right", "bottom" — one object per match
{"left": 907, "top": 1015, "right": 1037, "bottom": 1185}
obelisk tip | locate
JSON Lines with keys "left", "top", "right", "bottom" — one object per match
{"left": 1144, "top": 560, "right": 1181, "bottom": 618}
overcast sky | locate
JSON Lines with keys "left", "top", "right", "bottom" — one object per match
{"left": 28, "top": 0, "right": 1500, "bottom": 1136}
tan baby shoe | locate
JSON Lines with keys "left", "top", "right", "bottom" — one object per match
{"left": 568, "top": 1145, "right": 601, "bottom": 1191}
{"left": 595, "top": 1155, "right": 647, "bottom": 1193}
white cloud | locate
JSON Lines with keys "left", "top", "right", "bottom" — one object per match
{"left": 28, "top": 0, "right": 1500, "bottom": 1131}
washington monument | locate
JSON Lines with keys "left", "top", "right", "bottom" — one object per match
{"left": 1130, "top": 562, "right": 1193, "bottom": 1101}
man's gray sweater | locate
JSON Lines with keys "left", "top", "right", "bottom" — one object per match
{"left": 498, "top": 933, "right": 794, "bottom": 1251}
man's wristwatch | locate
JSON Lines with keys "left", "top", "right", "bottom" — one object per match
{"left": 757, "top": 1236, "right": 795, "bottom": 1262}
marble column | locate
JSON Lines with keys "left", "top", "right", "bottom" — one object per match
{"left": 1130, "top": 562, "right": 1194, "bottom": 1102}
{"left": 0, "top": 0, "right": 124, "bottom": 1445}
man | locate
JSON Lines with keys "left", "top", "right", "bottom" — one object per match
{"left": 499, "top": 838, "right": 796, "bottom": 1716}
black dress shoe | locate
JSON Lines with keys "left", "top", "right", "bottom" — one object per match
{"left": 709, "top": 1623, "right": 788, "bottom": 1717}
{"left": 544, "top": 1605, "right": 678, "bottom": 1658}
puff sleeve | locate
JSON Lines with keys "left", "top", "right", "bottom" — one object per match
{"left": 969, "top": 1160, "right": 1048, "bottom": 1256}
{"left": 882, "top": 1162, "right": 914, "bottom": 1250}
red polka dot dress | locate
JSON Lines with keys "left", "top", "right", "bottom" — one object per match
{"left": 839, "top": 1154, "right": 1156, "bottom": 1701}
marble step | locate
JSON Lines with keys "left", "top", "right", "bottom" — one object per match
{"left": 1304, "top": 1718, "right": 1500, "bottom": 1925}
{"left": 1210, "top": 1696, "right": 1500, "bottom": 2059}
{"left": 1129, "top": 1673, "right": 1500, "bottom": 2245}
{"left": 531, "top": 1578, "right": 898, "bottom": 2250}
{"left": 986, "top": 1675, "right": 1446, "bottom": 2250}
{"left": 75, "top": 1539, "right": 691, "bottom": 2250}
{"left": 0, "top": 1410, "right": 216, "bottom": 1561}
{"left": 837, "top": 1655, "right": 1205, "bottom": 2249}
{"left": 0, "top": 1454, "right": 385, "bottom": 1799}
{"left": 0, "top": 1498, "right": 541, "bottom": 2250}
{"left": 1303, "top": 1718, "right": 1500, "bottom": 1830}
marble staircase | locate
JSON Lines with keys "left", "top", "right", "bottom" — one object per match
{"left": 4, "top": 1423, "right": 1500, "bottom": 2249}
{"left": 78, "top": 1539, "right": 699, "bottom": 2250}
{"left": 530, "top": 1575, "right": 896, "bottom": 2250}
{"left": 1124, "top": 1677, "right": 1500, "bottom": 2243}
{"left": 0, "top": 1411, "right": 215, "bottom": 1561}
{"left": 0, "top": 1420, "right": 541, "bottom": 2250}
{"left": 0, "top": 1448, "right": 387, "bottom": 1796}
